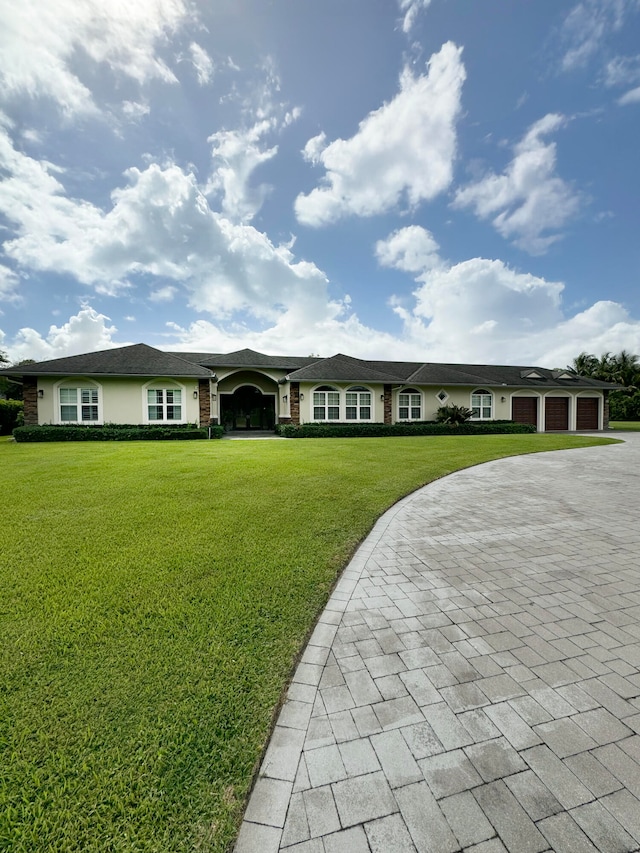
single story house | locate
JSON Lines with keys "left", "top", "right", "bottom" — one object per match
{"left": 0, "top": 344, "right": 618, "bottom": 432}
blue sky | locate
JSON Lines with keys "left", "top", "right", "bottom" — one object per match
{"left": 1, "top": 0, "right": 639, "bottom": 367}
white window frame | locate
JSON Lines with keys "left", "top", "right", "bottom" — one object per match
{"left": 143, "top": 380, "right": 186, "bottom": 424}
{"left": 345, "top": 386, "right": 372, "bottom": 421}
{"left": 471, "top": 389, "right": 493, "bottom": 420}
{"left": 312, "top": 386, "right": 341, "bottom": 422}
{"left": 398, "top": 388, "right": 422, "bottom": 421}
{"left": 55, "top": 381, "right": 101, "bottom": 424}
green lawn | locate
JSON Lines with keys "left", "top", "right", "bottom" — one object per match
{"left": 0, "top": 434, "right": 617, "bottom": 851}
{"left": 609, "top": 421, "right": 640, "bottom": 431}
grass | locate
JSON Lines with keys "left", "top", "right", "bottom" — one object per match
{"left": 609, "top": 421, "right": 640, "bottom": 431}
{"left": 0, "top": 433, "right": 618, "bottom": 851}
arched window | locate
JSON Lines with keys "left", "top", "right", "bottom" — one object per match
{"left": 398, "top": 388, "right": 421, "bottom": 421}
{"left": 57, "top": 380, "right": 101, "bottom": 423}
{"left": 144, "top": 380, "right": 185, "bottom": 423}
{"left": 471, "top": 389, "right": 492, "bottom": 420}
{"left": 346, "top": 386, "right": 372, "bottom": 421}
{"left": 313, "top": 385, "right": 340, "bottom": 421}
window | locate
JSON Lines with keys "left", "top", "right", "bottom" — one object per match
{"left": 59, "top": 386, "right": 99, "bottom": 422}
{"left": 345, "top": 386, "right": 371, "bottom": 421}
{"left": 398, "top": 389, "right": 421, "bottom": 421}
{"left": 147, "top": 388, "right": 182, "bottom": 421}
{"left": 471, "top": 389, "right": 492, "bottom": 420}
{"left": 313, "top": 386, "right": 340, "bottom": 420}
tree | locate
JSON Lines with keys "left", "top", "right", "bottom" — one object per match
{"left": 569, "top": 350, "right": 640, "bottom": 422}
{"left": 0, "top": 356, "right": 36, "bottom": 401}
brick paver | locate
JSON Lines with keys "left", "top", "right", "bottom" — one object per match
{"left": 235, "top": 434, "right": 640, "bottom": 852}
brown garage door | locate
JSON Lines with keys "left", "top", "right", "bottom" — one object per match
{"left": 545, "top": 397, "right": 569, "bottom": 431}
{"left": 512, "top": 397, "right": 538, "bottom": 427}
{"left": 576, "top": 397, "right": 599, "bottom": 430}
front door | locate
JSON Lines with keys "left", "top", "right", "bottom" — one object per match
{"left": 220, "top": 386, "right": 275, "bottom": 430}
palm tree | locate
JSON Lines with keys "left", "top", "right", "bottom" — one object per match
{"left": 569, "top": 352, "right": 599, "bottom": 377}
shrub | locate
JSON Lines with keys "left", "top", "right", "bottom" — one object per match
{"left": 12, "top": 424, "right": 216, "bottom": 442}
{"left": 275, "top": 421, "right": 536, "bottom": 438}
{"left": 436, "top": 404, "right": 473, "bottom": 426}
{"left": 609, "top": 390, "right": 640, "bottom": 421}
{"left": 0, "top": 399, "right": 23, "bottom": 435}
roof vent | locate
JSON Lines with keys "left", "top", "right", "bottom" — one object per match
{"left": 520, "top": 369, "right": 545, "bottom": 379}
{"left": 551, "top": 369, "right": 576, "bottom": 380}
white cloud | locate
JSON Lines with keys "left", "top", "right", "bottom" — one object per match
{"left": 122, "top": 101, "right": 151, "bottom": 120}
{"left": 559, "top": 0, "right": 629, "bottom": 71}
{"left": 3, "top": 306, "right": 121, "bottom": 363}
{"left": 454, "top": 114, "right": 582, "bottom": 254}
{"left": 189, "top": 42, "right": 214, "bottom": 86}
{"left": 0, "top": 264, "right": 20, "bottom": 304}
{"left": 295, "top": 41, "right": 466, "bottom": 226}
{"left": 375, "top": 226, "right": 443, "bottom": 273}
{"left": 0, "top": 123, "right": 333, "bottom": 328}
{"left": 0, "top": 0, "right": 187, "bottom": 116}
{"left": 619, "top": 86, "right": 640, "bottom": 104}
{"left": 206, "top": 120, "right": 279, "bottom": 223}
{"left": 206, "top": 67, "right": 300, "bottom": 222}
{"left": 377, "top": 225, "right": 640, "bottom": 366}
{"left": 398, "top": 0, "right": 432, "bottom": 33}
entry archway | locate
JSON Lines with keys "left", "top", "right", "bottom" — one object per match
{"left": 220, "top": 385, "right": 275, "bottom": 430}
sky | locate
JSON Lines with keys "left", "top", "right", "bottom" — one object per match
{"left": 0, "top": 0, "right": 639, "bottom": 368}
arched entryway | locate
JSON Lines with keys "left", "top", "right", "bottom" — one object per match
{"left": 220, "top": 385, "right": 276, "bottom": 430}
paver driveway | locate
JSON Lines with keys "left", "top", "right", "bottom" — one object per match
{"left": 236, "top": 434, "right": 640, "bottom": 853}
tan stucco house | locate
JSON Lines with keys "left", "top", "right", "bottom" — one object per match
{"left": 1, "top": 344, "right": 617, "bottom": 432}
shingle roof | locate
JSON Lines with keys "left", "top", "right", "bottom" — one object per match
{"left": 286, "top": 354, "right": 403, "bottom": 383}
{"left": 0, "top": 345, "right": 619, "bottom": 390}
{"left": 0, "top": 344, "right": 213, "bottom": 378}
{"left": 405, "top": 362, "right": 618, "bottom": 389}
{"left": 172, "top": 348, "right": 317, "bottom": 370}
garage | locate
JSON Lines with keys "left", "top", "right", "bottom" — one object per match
{"left": 512, "top": 397, "right": 538, "bottom": 427}
{"left": 545, "top": 397, "right": 569, "bottom": 431}
{"left": 576, "top": 397, "right": 599, "bottom": 430}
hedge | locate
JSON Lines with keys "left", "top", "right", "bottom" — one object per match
{"left": 12, "top": 424, "right": 223, "bottom": 442}
{"left": 275, "top": 421, "right": 537, "bottom": 438}
{"left": 0, "top": 400, "right": 23, "bottom": 435}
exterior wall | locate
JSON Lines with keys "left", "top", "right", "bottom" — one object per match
{"left": 297, "top": 383, "right": 385, "bottom": 424}
{"left": 216, "top": 369, "right": 281, "bottom": 394}
{"left": 410, "top": 387, "right": 512, "bottom": 422}
{"left": 33, "top": 376, "right": 203, "bottom": 425}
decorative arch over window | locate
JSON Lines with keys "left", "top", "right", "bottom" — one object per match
{"left": 346, "top": 386, "right": 372, "bottom": 421}
{"left": 56, "top": 378, "right": 101, "bottom": 424}
{"left": 313, "top": 385, "right": 340, "bottom": 421}
{"left": 398, "top": 388, "right": 422, "bottom": 421}
{"left": 144, "top": 379, "right": 186, "bottom": 423}
{"left": 471, "top": 389, "right": 493, "bottom": 420}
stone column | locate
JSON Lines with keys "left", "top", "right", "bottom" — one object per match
{"left": 383, "top": 384, "right": 392, "bottom": 425}
{"left": 290, "top": 382, "right": 300, "bottom": 425}
{"left": 603, "top": 390, "right": 610, "bottom": 431}
{"left": 198, "top": 379, "right": 211, "bottom": 427}
{"left": 23, "top": 377, "right": 38, "bottom": 426}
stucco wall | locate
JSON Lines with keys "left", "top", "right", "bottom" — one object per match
{"left": 34, "top": 376, "right": 204, "bottom": 425}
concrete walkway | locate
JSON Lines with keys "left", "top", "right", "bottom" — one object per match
{"left": 235, "top": 433, "right": 640, "bottom": 853}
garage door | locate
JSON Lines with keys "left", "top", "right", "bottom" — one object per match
{"left": 512, "top": 397, "right": 538, "bottom": 427}
{"left": 545, "top": 397, "right": 569, "bottom": 431}
{"left": 576, "top": 397, "right": 599, "bottom": 430}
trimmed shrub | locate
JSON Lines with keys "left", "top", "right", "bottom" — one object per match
{"left": 0, "top": 399, "right": 23, "bottom": 435}
{"left": 275, "top": 421, "right": 537, "bottom": 438}
{"left": 13, "top": 424, "right": 216, "bottom": 442}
